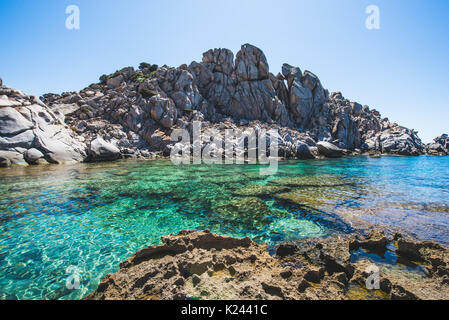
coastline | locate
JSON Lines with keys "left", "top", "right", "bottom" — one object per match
{"left": 1, "top": 0, "right": 449, "bottom": 306}
{"left": 2, "top": 44, "right": 448, "bottom": 168}
{"left": 1, "top": 151, "right": 448, "bottom": 300}
{"left": 1, "top": 151, "right": 447, "bottom": 170}
{"left": 1, "top": 43, "right": 448, "bottom": 301}
{"left": 85, "top": 229, "right": 449, "bottom": 300}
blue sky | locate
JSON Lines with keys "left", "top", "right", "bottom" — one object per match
{"left": 1, "top": 0, "right": 448, "bottom": 142}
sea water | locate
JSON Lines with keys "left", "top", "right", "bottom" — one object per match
{"left": 0, "top": 156, "right": 448, "bottom": 299}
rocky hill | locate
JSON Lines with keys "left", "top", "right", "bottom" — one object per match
{"left": 426, "top": 134, "right": 449, "bottom": 155}
{"left": 1, "top": 44, "right": 432, "bottom": 167}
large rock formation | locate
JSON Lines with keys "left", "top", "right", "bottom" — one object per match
{"left": 1, "top": 43, "right": 432, "bottom": 167}
{"left": 0, "top": 85, "right": 87, "bottom": 167}
{"left": 85, "top": 229, "right": 449, "bottom": 300}
{"left": 192, "top": 45, "right": 291, "bottom": 126}
{"left": 426, "top": 134, "right": 449, "bottom": 156}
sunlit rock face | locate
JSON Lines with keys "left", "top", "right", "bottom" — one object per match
{"left": 191, "top": 44, "right": 291, "bottom": 126}
{"left": 0, "top": 86, "right": 87, "bottom": 167}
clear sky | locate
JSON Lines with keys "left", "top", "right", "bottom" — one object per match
{"left": 1, "top": 0, "right": 448, "bottom": 142}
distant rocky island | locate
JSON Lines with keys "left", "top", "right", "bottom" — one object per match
{"left": 1, "top": 44, "right": 448, "bottom": 167}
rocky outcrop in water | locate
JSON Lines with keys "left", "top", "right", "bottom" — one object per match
{"left": 85, "top": 229, "right": 449, "bottom": 300}
{"left": 426, "top": 134, "right": 449, "bottom": 156}
{"left": 1, "top": 44, "right": 431, "bottom": 166}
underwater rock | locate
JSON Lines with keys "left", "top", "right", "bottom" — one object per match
{"left": 232, "top": 185, "right": 290, "bottom": 197}
{"left": 386, "top": 201, "right": 449, "bottom": 213}
{"left": 274, "top": 191, "right": 330, "bottom": 207}
{"left": 212, "top": 197, "right": 272, "bottom": 229}
{"left": 270, "top": 175, "right": 362, "bottom": 210}
{"left": 213, "top": 197, "right": 271, "bottom": 215}
{"left": 269, "top": 174, "right": 350, "bottom": 187}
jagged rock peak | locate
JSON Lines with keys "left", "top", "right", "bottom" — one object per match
{"left": 201, "top": 43, "right": 270, "bottom": 80}
{"left": 235, "top": 44, "right": 270, "bottom": 81}
{"left": 202, "top": 48, "right": 234, "bottom": 75}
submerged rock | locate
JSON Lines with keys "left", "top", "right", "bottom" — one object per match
{"left": 212, "top": 197, "right": 272, "bottom": 229}
{"left": 232, "top": 185, "right": 290, "bottom": 197}
{"left": 85, "top": 229, "right": 449, "bottom": 300}
{"left": 269, "top": 174, "right": 350, "bottom": 187}
{"left": 274, "top": 188, "right": 351, "bottom": 208}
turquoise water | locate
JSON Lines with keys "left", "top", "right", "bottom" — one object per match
{"left": 0, "top": 156, "right": 448, "bottom": 300}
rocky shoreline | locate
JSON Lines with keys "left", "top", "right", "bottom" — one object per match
{"left": 1, "top": 44, "right": 447, "bottom": 167}
{"left": 85, "top": 229, "right": 449, "bottom": 300}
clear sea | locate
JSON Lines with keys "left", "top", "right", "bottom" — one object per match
{"left": 0, "top": 156, "right": 448, "bottom": 300}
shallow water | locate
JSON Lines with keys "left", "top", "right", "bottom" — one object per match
{"left": 0, "top": 156, "right": 448, "bottom": 300}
